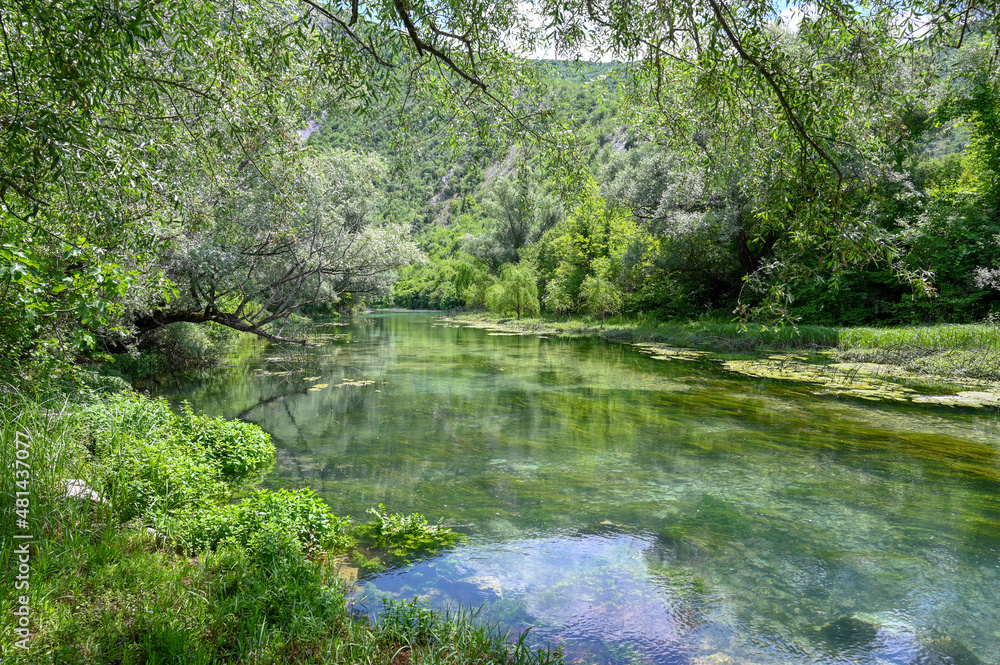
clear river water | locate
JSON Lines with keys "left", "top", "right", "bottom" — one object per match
{"left": 153, "top": 313, "right": 1000, "bottom": 665}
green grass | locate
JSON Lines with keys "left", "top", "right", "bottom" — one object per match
{"left": 837, "top": 324, "right": 1000, "bottom": 350}
{"left": 0, "top": 389, "right": 562, "bottom": 664}
{"left": 836, "top": 324, "right": 1000, "bottom": 381}
{"left": 449, "top": 312, "right": 839, "bottom": 351}
{"left": 450, "top": 313, "right": 1000, "bottom": 381}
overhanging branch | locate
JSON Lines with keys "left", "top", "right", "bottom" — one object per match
{"left": 133, "top": 309, "right": 313, "bottom": 345}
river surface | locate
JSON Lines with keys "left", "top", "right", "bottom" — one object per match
{"left": 153, "top": 313, "right": 1000, "bottom": 665}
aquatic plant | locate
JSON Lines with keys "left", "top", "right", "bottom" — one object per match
{"left": 375, "top": 599, "right": 564, "bottom": 665}
{"left": 354, "top": 504, "right": 465, "bottom": 560}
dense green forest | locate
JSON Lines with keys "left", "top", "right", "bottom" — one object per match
{"left": 310, "top": 57, "right": 1000, "bottom": 325}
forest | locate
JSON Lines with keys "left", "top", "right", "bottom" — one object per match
{"left": 328, "top": 57, "right": 998, "bottom": 327}
{"left": 3, "top": 0, "right": 1000, "bottom": 664}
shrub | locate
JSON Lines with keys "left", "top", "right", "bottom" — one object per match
{"left": 81, "top": 394, "right": 274, "bottom": 519}
{"left": 174, "top": 404, "right": 274, "bottom": 483}
{"left": 149, "top": 321, "right": 242, "bottom": 368}
{"left": 208, "top": 524, "right": 347, "bottom": 633}
{"left": 167, "top": 488, "right": 352, "bottom": 555}
{"left": 77, "top": 370, "right": 132, "bottom": 394}
{"left": 102, "top": 434, "right": 229, "bottom": 520}
{"left": 97, "top": 352, "right": 166, "bottom": 383}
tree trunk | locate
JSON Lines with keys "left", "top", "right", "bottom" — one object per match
{"left": 131, "top": 309, "right": 309, "bottom": 344}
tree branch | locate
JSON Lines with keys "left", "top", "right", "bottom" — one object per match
{"left": 133, "top": 308, "right": 313, "bottom": 345}
{"left": 391, "top": 0, "right": 488, "bottom": 91}
{"left": 704, "top": 0, "right": 844, "bottom": 181}
{"left": 300, "top": 0, "right": 396, "bottom": 68}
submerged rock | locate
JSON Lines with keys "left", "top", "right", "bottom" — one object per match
{"left": 915, "top": 637, "right": 986, "bottom": 665}
{"left": 443, "top": 575, "right": 503, "bottom": 605}
{"left": 819, "top": 616, "right": 878, "bottom": 650}
{"left": 457, "top": 575, "right": 503, "bottom": 599}
{"left": 336, "top": 564, "right": 359, "bottom": 584}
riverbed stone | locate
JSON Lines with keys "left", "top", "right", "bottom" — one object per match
{"left": 457, "top": 575, "right": 503, "bottom": 599}
{"left": 819, "top": 616, "right": 878, "bottom": 649}
{"left": 62, "top": 479, "right": 105, "bottom": 504}
{"left": 915, "top": 637, "right": 986, "bottom": 665}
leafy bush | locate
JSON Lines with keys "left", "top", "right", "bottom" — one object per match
{"left": 81, "top": 393, "right": 274, "bottom": 519}
{"left": 77, "top": 370, "right": 132, "bottom": 394}
{"left": 105, "top": 438, "right": 227, "bottom": 520}
{"left": 353, "top": 504, "right": 463, "bottom": 559}
{"left": 148, "top": 321, "right": 241, "bottom": 368}
{"left": 167, "top": 488, "right": 352, "bottom": 555}
{"left": 174, "top": 403, "right": 274, "bottom": 482}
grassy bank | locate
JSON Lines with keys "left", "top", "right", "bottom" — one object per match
{"left": 444, "top": 313, "right": 1000, "bottom": 384}
{"left": 442, "top": 313, "right": 840, "bottom": 350}
{"left": 0, "top": 389, "right": 561, "bottom": 664}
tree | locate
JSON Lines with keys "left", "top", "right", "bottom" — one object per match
{"left": 3, "top": 0, "right": 997, "bottom": 378}
{"left": 534, "top": 179, "right": 648, "bottom": 313}
{"left": 454, "top": 256, "right": 493, "bottom": 308}
{"left": 127, "top": 150, "right": 421, "bottom": 343}
{"left": 467, "top": 171, "right": 565, "bottom": 272}
{"left": 580, "top": 274, "right": 623, "bottom": 329}
{"left": 485, "top": 262, "right": 540, "bottom": 318}
{"left": 601, "top": 142, "right": 769, "bottom": 309}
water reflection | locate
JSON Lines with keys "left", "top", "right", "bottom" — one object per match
{"left": 153, "top": 314, "right": 1000, "bottom": 665}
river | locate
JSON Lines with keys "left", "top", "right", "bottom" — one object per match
{"left": 152, "top": 313, "right": 1000, "bottom": 665}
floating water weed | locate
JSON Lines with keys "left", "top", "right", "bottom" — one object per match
{"left": 720, "top": 353, "right": 1000, "bottom": 405}
{"left": 632, "top": 343, "right": 710, "bottom": 361}
{"left": 354, "top": 505, "right": 464, "bottom": 562}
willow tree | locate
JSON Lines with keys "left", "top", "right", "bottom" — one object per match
{"left": 131, "top": 150, "right": 422, "bottom": 343}
{"left": 467, "top": 172, "right": 566, "bottom": 272}
{"left": 486, "top": 262, "right": 540, "bottom": 319}
{"left": 580, "top": 275, "right": 623, "bottom": 328}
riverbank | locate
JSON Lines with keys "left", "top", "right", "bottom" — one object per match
{"left": 442, "top": 313, "right": 1000, "bottom": 408}
{"left": 439, "top": 313, "right": 840, "bottom": 349}
{"left": 0, "top": 390, "right": 562, "bottom": 664}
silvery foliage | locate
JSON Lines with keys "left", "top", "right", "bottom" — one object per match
{"left": 975, "top": 263, "right": 1000, "bottom": 291}
{"left": 166, "top": 149, "right": 421, "bottom": 329}
{"left": 469, "top": 174, "right": 565, "bottom": 272}
{"left": 602, "top": 146, "right": 707, "bottom": 232}
{"left": 601, "top": 142, "right": 743, "bottom": 274}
